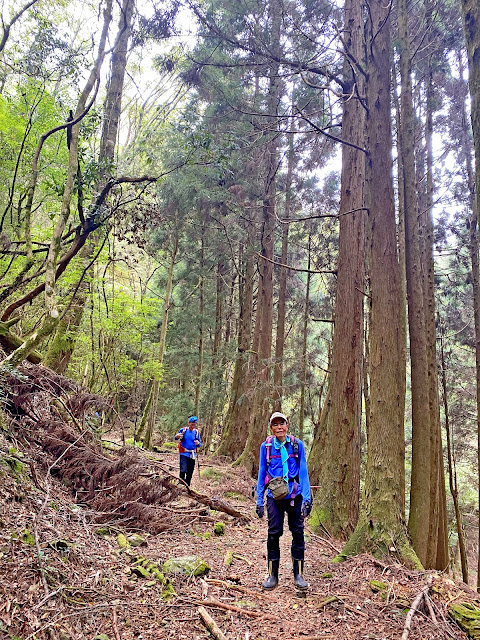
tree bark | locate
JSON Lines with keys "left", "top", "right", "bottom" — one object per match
{"left": 218, "top": 222, "right": 255, "bottom": 459}
{"left": 237, "top": 0, "right": 281, "bottom": 476}
{"left": 298, "top": 233, "right": 311, "bottom": 441}
{"left": 273, "top": 128, "right": 294, "bottom": 408}
{"left": 339, "top": 0, "right": 416, "bottom": 565}
{"left": 308, "top": 0, "right": 365, "bottom": 539}
{"left": 397, "top": 0, "right": 431, "bottom": 568}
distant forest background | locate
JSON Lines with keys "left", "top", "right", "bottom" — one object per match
{"left": 1, "top": 0, "right": 480, "bottom": 583}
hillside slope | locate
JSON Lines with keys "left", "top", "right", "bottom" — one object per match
{"left": 0, "top": 364, "right": 479, "bottom": 640}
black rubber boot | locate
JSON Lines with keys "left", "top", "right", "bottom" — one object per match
{"left": 293, "top": 558, "right": 309, "bottom": 590}
{"left": 262, "top": 559, "right": 279, "bottom": 590}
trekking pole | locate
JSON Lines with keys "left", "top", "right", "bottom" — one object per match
{"left": 196, "top": 446, "right": 201, "bottom": 480}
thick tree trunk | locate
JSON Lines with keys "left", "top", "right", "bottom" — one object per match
{"left": 458, "top": 57, "right": 480, "bottom": 589}
{"left": 308, "top": 0, "right": 365, "bottom": 539}
{"left": 397, "top": 0, "right": 431, "bottom": 568}
{"left": 339, "top": 0, "right": 416, "bottom": 565}
{"left": 422, "top": 43, "right": 448, "bottom": 570}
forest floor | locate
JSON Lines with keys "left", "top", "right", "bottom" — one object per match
{"left": 1, "top": 366, "right": 480, "bottom": 640}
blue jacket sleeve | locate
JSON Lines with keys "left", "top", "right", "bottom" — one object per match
{"left": 174, "top": 428, "right": 184, "bottom": 440}
{"left": 256, "top": 443, "right": 267, "bottom": 506}
{"left": 298, "top": 441, "right": 311, "bottom": 503}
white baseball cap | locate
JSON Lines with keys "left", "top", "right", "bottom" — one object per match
{"left": 269, "top": 412, "right": 288, "bottom": 425}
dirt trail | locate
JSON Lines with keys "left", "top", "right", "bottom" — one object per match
{"left": 0, "top": 435, "right": 478, "bottom": 640}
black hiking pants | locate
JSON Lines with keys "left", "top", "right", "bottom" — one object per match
{"left": 179, "top": 455, "right": 195, "bottom": 486}
{"left": 266, "top": 494, "right": 305, "bottom": 561}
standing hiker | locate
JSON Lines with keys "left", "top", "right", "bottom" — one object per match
{"left": 174, "top": 416, "right": 202, "bottom": 486}
{"left": 255, "top": 412, "right": 312, "bottom": 591}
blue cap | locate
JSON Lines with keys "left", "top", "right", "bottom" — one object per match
{"left": 188, "top": 416, "right": 198, "bottom": 423}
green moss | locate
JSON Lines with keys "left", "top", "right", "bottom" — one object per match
{"left": 321, "top": 572, "right": 333, "bottom": 579}
{"left": 163, "top": 555, "right": 210, "bottom": 577}
{"left": 95, "top": 527, "right": 111, "bottom": 536}
{"left": 224, "top": 491, "right": 247, "bottom": 502}
{"left": 213, "top": 522, "right": 225, "bottom": 536}
{"left": 21, "top": 529, "right": 35, "bottom": 546}
{"left": 449, "top": 603, "right": 480, "bottom": 638}
{"left": 224, "top": 550, "right": 234, "bottom": 566}
{"left": 369, "top": 580, "right": 388, "bottom": 597}
{"left": 117, "top": 533, "right": 129, "bottom": 548}
{"left": 161, "top": 441, "right": 177, "bottom": 450}
{"left": 333, "top": 518, "right": 422, "bottom": 569}
{"left": 160, "top": 580, "right": 177, "bottom": 601}
{"left": 199, "top": 467, "right": 223, "bottom": 483}
{"left": 308, "top": 506, "right": 331, "bottom": 535}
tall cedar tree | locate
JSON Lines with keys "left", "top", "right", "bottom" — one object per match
{"left": 308, "top": 0, "right": 365, "bottom": 539}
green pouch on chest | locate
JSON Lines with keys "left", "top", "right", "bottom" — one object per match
{"left": 268, "top": 476, "right": 289, "bottom": 500}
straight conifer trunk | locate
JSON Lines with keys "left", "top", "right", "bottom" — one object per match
{"left": 397, "top": 0, "right": 431, "bottom": 567}
{"left": 422, "top": 43, "right": 448, "bottom": 569}
{"left": 218, "top": 222, "right": 255, "bottom": 459}
{"left": 308, "top": 0, "right": 365, "bottom": 538}
{"left": 238, "top": 0, "right": 282, "bottom": 475}
{"left": 340, "top": 0, "right": 415, "bottom": 564}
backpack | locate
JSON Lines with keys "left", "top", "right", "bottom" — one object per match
{"left": 178, "top": 427, "right": 199, "bottom": 453}
{"left": 264, "top": 435, "right": 299, "bottom": 495}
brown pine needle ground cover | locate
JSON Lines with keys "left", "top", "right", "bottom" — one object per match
{"left": 0, "top": 364, "right": 479, "bottom": 640}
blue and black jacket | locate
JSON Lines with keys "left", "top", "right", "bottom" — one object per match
{"left": 256, "top": 436, "right": 311, "bottom": 506}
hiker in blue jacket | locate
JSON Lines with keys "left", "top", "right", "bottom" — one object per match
{"left": 174, "top": 416, "right": 202, "bottom": 486}
{"left": 256, "top": 412, "right": 312, "bottom": 591}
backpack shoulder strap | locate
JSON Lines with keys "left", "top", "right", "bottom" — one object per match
{"left": 265, "top": 435, "right": 274, "bottom": 465}
{"left": 288, "top": 435, "right": 299, "bottom": 456}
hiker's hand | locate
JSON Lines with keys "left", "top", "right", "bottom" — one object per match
{"left": 256, "top": 505, "right": 264, "bottom": 519}
{"left": 301, "top": 501, "right": 312, "bottom": 517}
{"left": 194, "top": 439, "right": 199, "bottom": 445}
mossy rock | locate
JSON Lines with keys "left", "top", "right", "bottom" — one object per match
{"left": 127, "top": 534, "right": 146, "bottom": 547}
{"left": 1, "top": 454, "right": 25, "bottom": 478}
{"left": 95, "top": 527, "right": 111, "bottom": 536}
{"left": 117, "top": 533, "right": 129, "bottom": 548}
{"left": 449, "top": 603, "right": 480, "bottom": 638}
{"left": 163, "top": 555, "right": 210, "bottom": 577}
{"left": 214, "top": 522, "right": 225, "bottom": 536}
